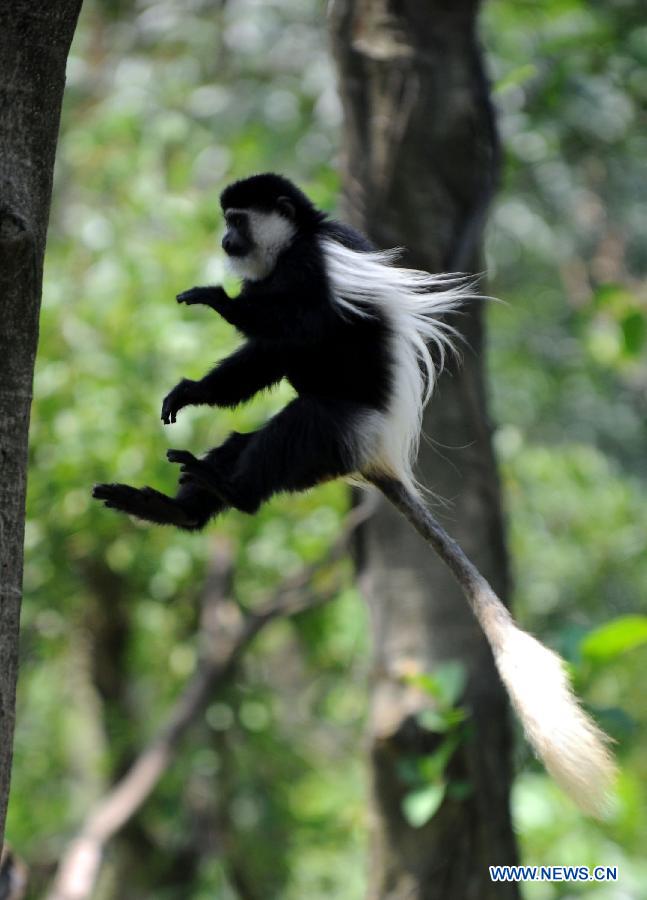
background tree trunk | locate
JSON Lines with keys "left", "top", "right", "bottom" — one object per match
{"left": 330, "top": 1, "right": 520, "bottom": 896}
{"left": 0, "top": 0, "right": 83, "bottom": 849}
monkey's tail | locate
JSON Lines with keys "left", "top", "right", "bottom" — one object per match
{"left": 372, "top": 476, "right": 617, "bottom": 818}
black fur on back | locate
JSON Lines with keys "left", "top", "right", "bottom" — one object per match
{"left": 236, "top": 216, "right": 393, "bottom": 414}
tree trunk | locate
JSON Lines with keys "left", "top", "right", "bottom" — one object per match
{"left": 329, "top": 2, "right": 520, "bottom": 897}
{"left": 0, "top": 0, "right": 83, "bottom": 849}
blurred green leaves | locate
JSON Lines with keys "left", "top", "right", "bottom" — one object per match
{"left": 399, "top": 663, "right": 470, "bottom": 828}
{"left": 571, "top": 282, "right": 647, "bottom": 370}
{"left": 402, "top": 783, "right": 446, "bottom": 829}
{"left": 582, "top": 616, "right": 647, "bottom": 664}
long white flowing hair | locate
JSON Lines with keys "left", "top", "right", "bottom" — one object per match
{"left": 320, "top": 236, "right": 472, "bottom": 492}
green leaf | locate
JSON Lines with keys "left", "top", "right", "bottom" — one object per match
{"left": 494, "top": 63, "right": 538, "bottom": 94}
{"left": 417, "top": 709, "right": 452, "bottom": 733}
{"left": 581, "top": 616, "right": 647, "bottom": 662}
{"left": 418, "top": 733, "right": 462, "bottom": 782}
{"left": 592, "top": 283, "right": 635, "bottom": 313}
{"left": 406, "top": 662, "right": 467, "bottom": 708}
{"left": 406, "top": 672, "right": 442, "bottom": 697}
{"left": 417, "top": 707, "right": 467, "bottom": 734}
{"left": 621, "top": 311, "right": 646, "bottom": 357}
{"left": 402, "top": 782, "right": 446, "bottom": 828}
{"left": 433, "top": 661, "right": 467, "bottom": 708}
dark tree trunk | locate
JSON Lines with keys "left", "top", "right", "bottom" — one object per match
{"left": 0, "top": 0, "right": 83, "bottom": 849}
{"left": 329, "top": 1, "right": 520, "bottom": 897}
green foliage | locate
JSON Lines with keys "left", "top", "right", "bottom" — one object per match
{"left": 10, "top": 1, "right": 361, "bottom": 896}
{"left": 6, "top": 0, "right": 647, "bottom": 896}
{"left": 484, "top": 0, "right": 647, "bottom": 891}
{"left": 582, "top": 616, "right": 647, "bottom": 663}
{"left": 402, "top": 783, "right": 446, "bottom": 829}
{"left": 409, "top": 660, "right": 468, "bottom": 709}
{"left": 399, "top": 663, "right": 470, "bottom": 828}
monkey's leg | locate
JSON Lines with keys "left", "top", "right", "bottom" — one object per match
{"left": 92, "top": 483, "right": 225, "bottom": 531}
{"left": 168, "top": 430, "right": 253, "bottom": 495}
{"left": 93, "top": 433, "right": 251, "bottom": 529}
{"left": 170, "top": 399, "right": 366, "bottom": 514}
{"left": 92, "top": 484, "right": 198, "bottom": 527}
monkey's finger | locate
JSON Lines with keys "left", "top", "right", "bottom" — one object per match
{"left": 167, "top": 449, "right": 196, "bottom": 465}
{"left": 92, "top": 483, "right": 118, "bottom": 500}
{"left": 161, "top": 399, "right": 177, "bottom": 424}
{"left": 177, "top": 288, "right": 200, "bottom": 304}
{"left": 92, "top": 483, "right": 145, "bottom": 515}
{"left": 93, "top": 482, "right": 135, "bottom": 498}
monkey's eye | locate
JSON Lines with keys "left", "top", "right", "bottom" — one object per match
{"left": 226, "top": 211, "right": 246, "bottom": 228}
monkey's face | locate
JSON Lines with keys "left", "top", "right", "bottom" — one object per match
{"left": 222, "top": 209, "right": 253, "bottom": 257}
{"left": 222, "top": 205, "right": 296, "bottom": 282}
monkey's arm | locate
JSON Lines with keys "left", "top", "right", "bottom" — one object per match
{"left": 177, "top": 285, "right": 270, "bottom": 333}
{"left": 177, "top": 285, "right": 230, "bottom": 310}
{"left": 161, "top": 341, "right": 284, "bottom": 424}
{"left": 177, "top": 284, "right": 335, "bottom": 342}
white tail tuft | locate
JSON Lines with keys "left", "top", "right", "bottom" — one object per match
{"left": 492, "top": 620, "right": 617, "bottom": 817}
{"left": 366, "top": 314, "right": 619, "bottom": 818}
{"left": 326, "top": 242, "right": 619, "bottom": 816}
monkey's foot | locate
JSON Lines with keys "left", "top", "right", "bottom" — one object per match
{"left": 92, "top": 483, "right": 199, "bottom": 528}
{"left": 166, "top": 449, "right": 229, "bottom": 498}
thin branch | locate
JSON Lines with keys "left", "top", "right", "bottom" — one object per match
{"left": 45, "top": 497, "right": 375, "bottom": 900}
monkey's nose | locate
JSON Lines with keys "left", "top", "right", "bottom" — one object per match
{"left": 222, "top": 232, "right": 248, "bottom": 256}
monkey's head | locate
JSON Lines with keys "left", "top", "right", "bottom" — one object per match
{"left": 219, "top": 173, "right": 324, "bottom": 281}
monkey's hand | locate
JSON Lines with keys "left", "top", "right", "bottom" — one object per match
{"left": 161, "top": 378, "right": 201, "bottom": 424}
{"left": 176, "top": 285, "right": 228, "bottom": 309}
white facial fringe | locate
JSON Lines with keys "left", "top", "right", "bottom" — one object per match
{"left": 226, "top": 211, "right": 296, "bottom": 282}
{"left": 321, "top": 237, "right": 474, "bottom": 491}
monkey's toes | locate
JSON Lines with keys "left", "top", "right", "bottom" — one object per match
{"left": 92, "top": 483, "right": 119, "bottom": 501}
{"left": 167, "top": 449, "right": 197, "bottom": 465}
{"left": 92, "top": 483, "right": 142, "bottom": 512}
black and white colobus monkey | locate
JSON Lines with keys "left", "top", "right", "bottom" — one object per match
{"left": 93, "top": 173, "right": 615, "bottom": 815}
{"left": 94, "top": 173, "right": 458, "bottom": 527}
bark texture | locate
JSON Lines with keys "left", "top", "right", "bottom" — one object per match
{"left": 0, "top": 0, "right": 83, "bottom": 849}
{"left": 329, "top": 1, "right": 520, "bottom": 897}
